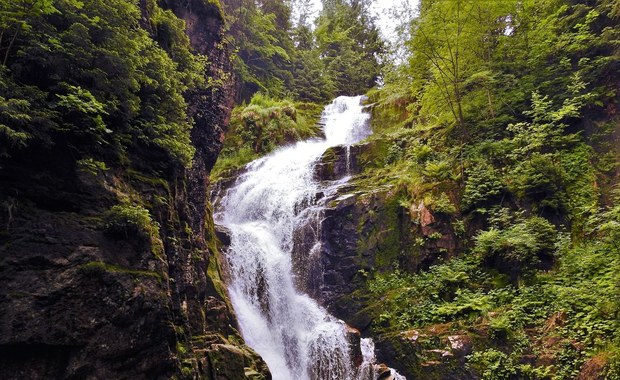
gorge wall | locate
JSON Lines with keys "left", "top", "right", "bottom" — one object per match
{"left": 0, "top": 1, "right": 268, "bottom": 379}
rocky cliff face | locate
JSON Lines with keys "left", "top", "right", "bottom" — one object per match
{"left": 305, "top": 143, "right": 465, "bottom": 379}
{"left": 304, "top": 143, "right": 461, "bottom": 326}
{"left": 0, "top": 1, "right": 268, "bottom": 379}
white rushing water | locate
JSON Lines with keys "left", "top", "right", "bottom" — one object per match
{"left": 215, "top": 96, "right": 395, "bottom": 380}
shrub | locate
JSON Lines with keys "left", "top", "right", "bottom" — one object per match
{"left": 475, "top": 216, "right": 557, "bottom": 280}
{"left": 467, "top": 349, "right": 518, "bottom": 380}
{"left": 509, "top": 154, "right": 567, "bottom": 212}
{"left": 426, "top": 192, "right": 457, "bottom": 215}
{"left": 103, "top": 203, "right": 158, "bottom": 239}
{"left": 76, "top": 158, "right": 108, "bottom": 176}
{"left": 462, "top": 162, "right": 504, "bottom": 212}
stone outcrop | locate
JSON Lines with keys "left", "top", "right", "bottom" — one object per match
{"left": 313, "top": 144, "right": 365, "bottom": 180}
{"left": 373, "top": 328, "right": 477, "bottom": 380}
{"left": 308, "top": 144, "right": 461, "bottom": 332}
{"left": 0, "top": 1, "right": 269, "bottom": 379}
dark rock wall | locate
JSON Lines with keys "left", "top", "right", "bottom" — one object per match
{"left": 305, "top": 144, "right": 464, "bottom": 378}
{"left": 305, "top": 144, "right": 461, "bottom": 332}
{"left": 0, "top": 1, "right": 268, "bottom": 379}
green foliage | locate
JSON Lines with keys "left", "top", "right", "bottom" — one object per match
{"left": 423, "top": 160, "right": 454, "bottom": 182}
{"left": 81, "top": 261, "right": 163, "bottom": 281}
{"left": 56, "top": 85, "right": 109, "bottom": 144}
{"left": 103, "top": 203, "right": 158, "bottom": 239}
{"left": 462, "top": 163, "right": 504, "bottom": 212}
{"left": 366, "top": 196, "right": 620, "bottom": 375}
{"left": 210, "top": 146, "right": 257, "bottom": 180}
{"left": 315, "top": 0, "right": 384, "bottom": 96}
{"left": 503, "top": 89, "right": 599, "bottom": 218}
{"left": 434, "top": 289, "right": 493, "bottom": 319}
{"left": 76, "top": 157, "right": 108, "bottom": 176}
{"left": 467, "top": 349, "right": 518, "bottom": 380}
{"left": 0, "top": 0, "right": 203, "bottom": 167}
{"left": 211, "top": 94, "right": 322, "bottom": 179}
{"left": 425, "top": 192, "right": 456, "bottom": 215}
{"left": 475, "top": 216, "right": 557, "bottom": 279}
{"left": 223, "top": 0, "right": 384, "bottom": 102}
{"left": 345, "top": 0, "right": 620, "bottom": 377}
{"left": 224, "top": 0, "right": 292, "bottom": 101}
{"left": 367, "top": 257, "right": 488, "bottom": 329}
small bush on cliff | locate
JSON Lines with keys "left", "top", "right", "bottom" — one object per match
{"left": 103, "top": 204, "right": 159, "bottom": 240}
{"left": 462, "top": 162, "right": 504, "bottom": 212}
{"left": 76, "top": 158, "right": 108, "bottom": 176}
{"left": 475, "top": 216, "right": 557, "bottom": 280}
{"left": 466, "top": 348, "right": 519, "bottom": 380}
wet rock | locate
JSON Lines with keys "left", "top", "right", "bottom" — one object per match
{"left": 314, "top": 144, "right": 366, "bottom": 181}
{"left": 375, "top": 364, "right": 393, "bottom": 379}
{"left": 447, "top": 335, "right": 473, "bottom": 357}
{"left": 345, "top": 325, "right": 363, "bottom": 367}
{"left": 316, "top": 187, "right": 461, "bottom": 329}
{"left": 372, "top": 328, "right": 479, "bottom": 380}
{"left": 215, "top": 225, "right": 232, "bottom": 248}
{"left": 208, "top": 344, "right": 270, "bottom": 380}
{"left": 210, "top": 165, "right": 248, "bottom": 209}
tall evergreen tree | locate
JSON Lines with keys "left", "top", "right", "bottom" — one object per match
{"left": 315, "top": 0, "right": 384, "bottom": 96}
{"left": 222, "top": 0, "right": 293, "bottom": 101}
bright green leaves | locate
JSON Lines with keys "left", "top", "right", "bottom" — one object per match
{"left": 223, "top": 0, "right": 384, "bottom": 103}
{"left": 0, "top": 0, "right": 203, "bottom": 168}
{"left": 55, "top": 84, "right": 109, "bottom": 144}
{"left": 406, "top": 0, "right": 518, "bottom": 134}
{"left": 0, "top": 82, "right": 32, "bottom": 150}
{"left": 314, "top": 0, "right": 383, "bottom": 97}
{"left": 148, "top": 4, "right": 207, "bottom": 89}
{"left": 0, "top": 0, "right": 60, "bottom": 66}
{"left": 103, "top": 203, "right": 160, "bottom": 240}
{"left": 475, "top": 215, "right": 558, "bottom": 280}
{"left": 504, "top": 88, "right": 598, "bottom": 218}
{"left": 462, "top": 163, "right": 504, "bottom": 212}
{"left": 0, "top": 0, "right": 59, "bottom": 31}
{"left": 358, "top": 0, "right": 620, "bottom": 376}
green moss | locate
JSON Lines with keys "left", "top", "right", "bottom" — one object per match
{"left": 356, "top": 192, "right": 406, "bottom": 268}
{"left": 176, "top": 341, "right": 189, "bottom": 356}
{"left": 204, "top": 202, "right": 231, "bottom": 304}
{"left": 81, "top": 261, "right": 163, "bottom": 281}
{"left": 126, "top": 169, "right": 171, "bottom": 192}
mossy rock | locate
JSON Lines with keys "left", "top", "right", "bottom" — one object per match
{"left": 207, "top": 344, "right": 269, "bottom": 380}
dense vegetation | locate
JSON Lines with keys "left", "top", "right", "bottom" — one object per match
{"left": 211, "top": 93, "right": 323, "bottom": 179}
{"left": 216, "top": 0, "right": 620, "bottom": 378}
{"left": 0, "top": 0, "right": 209, "bottom": 172}
{"left": 354, "top": 0, "right": 620, "bottom": 377}
{"left": 222, "top": 0, "right": 384, "bottom": 102}
{"left": 218, "top": 0, "right": 620, "bottom": 379}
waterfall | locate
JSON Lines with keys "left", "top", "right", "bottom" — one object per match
{"left": 215, "top": 96, "right": 398, "bottom": 380}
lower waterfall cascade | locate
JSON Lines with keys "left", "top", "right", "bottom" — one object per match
{"left": 215, "top": 96, "right": 405, "bottom": 380}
